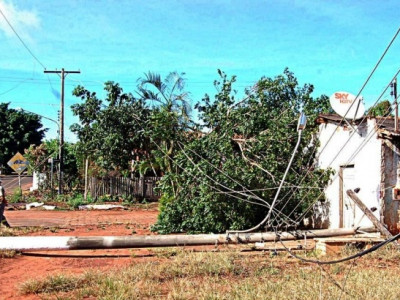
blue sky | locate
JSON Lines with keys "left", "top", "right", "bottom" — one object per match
{"left": 0, "top": 0, "right": 399, "bottom": 141}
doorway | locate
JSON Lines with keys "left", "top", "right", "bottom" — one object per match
{"left": 339, "top": 165, "right": 355, "bottom": 228}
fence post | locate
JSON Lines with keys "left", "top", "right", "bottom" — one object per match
{"left": 141, "top": 176, "right": 145, "bottom": 198}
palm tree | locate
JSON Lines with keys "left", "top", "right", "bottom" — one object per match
{"left": 136, "top": 72, "right": 194, "bottom": 195}
{"left": 137, "top": 71, "right": 191, "bottom": 120}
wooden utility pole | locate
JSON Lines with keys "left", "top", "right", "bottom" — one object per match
{"left": 44, "top": 68, "right": 80, "bottom": 194}
{"left": 346, "top": 190, "right": 393, "bottom": 238}
{"left": 392, "top": 78, "right": 398, "bottom": 132}
{"left": 84, "top": 157, "right": 89, "bottom": 200}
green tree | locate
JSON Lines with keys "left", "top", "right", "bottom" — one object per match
{"left": 153, "top": 69, "right": 332, "bottom": 233}
{"left": 137, "top": 71, "right": 195, "bottom": 196}
{"left": 0, "top": 103, "right": 45, "bottom": 172}
{"left": 137, "top": 71, "right": 191, "bottom": 118}
{"left": 367, "top": 100, "right": 392, "bottom": 117}
{"left": 71, "top": 81, "right": 151, "bottom": 176}
{"left": 25, "top": 140, "right": 79, "bottom": 191}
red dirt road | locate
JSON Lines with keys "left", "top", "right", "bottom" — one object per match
{"left": 0, "top": 208, "right": 159, "bottom": 300}
{"left": 4, "top": 208, "right": 158, "bottom": 229}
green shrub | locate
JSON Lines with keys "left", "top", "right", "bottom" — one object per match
{"left": 67, "top": 193, "right": 94, "bottom": 209}
{"left": 9, "top": 188, "right": 22, "bottom": 203}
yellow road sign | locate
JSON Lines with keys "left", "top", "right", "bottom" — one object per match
{"left": 7, "top": 152, "right": 29, "bottom": 174}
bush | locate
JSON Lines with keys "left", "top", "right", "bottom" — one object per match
{"left": 67, "top": 193, "right": 94, "bottom": 209}
{"left": 9, "top": 188, "right": 23, "bottom": 203}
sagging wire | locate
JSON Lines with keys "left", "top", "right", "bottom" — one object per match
{"left": 176, "top": 142, "right": 294, "bottom": 225}
{"left": 226, "top": 112, "right": 307, "bottom": 234}
{"left": 274, "top": 74, "right": 400, "bottom": 228}
{"left": 213, "top": 185, "right": 324, "bottom": 194}
{"left": 275, "top": 229, "right": 400, "bottom": 265}
{"left": 289, "top": 94, "right": 399, "bottom": 227}
{"left": 0, "top": 7, "right": 46, "bottom": 69}
{"left": 277, "top": 70, "right": 399, "bottom": 222}
{"left": 179, "top": 142, "right": 273, "bottom": 206}
{"left": 146, "top": 135, "right": 290, "bottom": 223}
{"left": 338, "top": 257, "right": 359, "bottom": 300}
{"left": 313, "top": 26, "right": 400, "bottom": 164}
{"left": 272, "top": 26, "right": 400, "bottom": 224}
{"left": 0, "top": 78, "right": 32, "bottom": 97}
{"left": 177, "top": 141, "right": 297, "bottom": 226}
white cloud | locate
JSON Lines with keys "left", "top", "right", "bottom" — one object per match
{"left": 0, "top": 0, "right": 40, "bottom": 40}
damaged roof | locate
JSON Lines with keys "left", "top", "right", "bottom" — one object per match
{"left": 317, "top": 114, "right": 400, "bottom": 138}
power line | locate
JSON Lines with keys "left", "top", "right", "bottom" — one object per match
{"left": 288, "top": 95, "right": 398, "bottom": 227}
{"left": 8, "top": 101, "right": 58, "bottom": 107}
{"left": 0, "top": 7, "right": 46, "bottom": 69}
{"left": 0, "top": 78, "right": 31, "bottom": 96}
{"left": 272, "top": 69, "right": 400, "bottom": 226}
{"left": 44, "top": 68, "right": 80, "bottom": 195}
{"left": 277, "top": 230, "right": 400, "bottom": 265}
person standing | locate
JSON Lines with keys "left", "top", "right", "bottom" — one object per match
{"left": 0, "top": 179, "right": 10, "bottom": 227}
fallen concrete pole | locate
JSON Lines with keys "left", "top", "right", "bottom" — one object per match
{"left": 0, "top": 228, "right": 375, "bottom": 251}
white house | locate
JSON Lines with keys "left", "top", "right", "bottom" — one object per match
{"left": 316, "top": 114, "right": 400, "bottom": 233}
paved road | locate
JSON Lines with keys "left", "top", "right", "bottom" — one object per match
{"left": 0, "top": 175, "right": 32, "bottom": 193}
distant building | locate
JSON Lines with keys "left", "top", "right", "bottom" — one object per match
{"left": 315, "top": 114, "right": 400, "bottom": 233}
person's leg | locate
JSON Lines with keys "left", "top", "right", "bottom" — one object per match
{"left": 0, "top": 202, "right": 10, "bottom": 227}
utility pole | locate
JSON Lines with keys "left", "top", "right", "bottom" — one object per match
{"left": 44, "top": 68, "right": 80, "bottom": 194}
{"left": 392, "top": 78, "right": 398, "bottom": 132}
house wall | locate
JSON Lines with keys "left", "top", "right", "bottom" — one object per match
{"left": 382, "top": 140, "right": 400, "bottom": 232}
{"left": 317, "top": 119, "right": 382, "bottom": 229}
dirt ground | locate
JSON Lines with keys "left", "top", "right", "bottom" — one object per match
{"left": 0, "top": 207, "right": 159, "bottom": 300}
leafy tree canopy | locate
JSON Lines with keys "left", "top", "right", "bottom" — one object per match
{"left": 367, "top": 100, "right": 392, "bottom": 117}
{"left": 70, "top": 82, "right": 151, "bottom": 175}
{"left": 24, "top": 140, "right": 79, "bottom": 191}
{"left": 71, "top": 73, "right": 194, "bottom": 177}
{"left": 0, "top": 103, "right": 46, "bottom": 172}
{"left": 153, "top": 69, "right": 332, "bottom": 233}
{"left": 70, "top": 69, "right": 332, "bottom": 234}
{"left": 136, "top": 72, "right": 195, "bottom": 176}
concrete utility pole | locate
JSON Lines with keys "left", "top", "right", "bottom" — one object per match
{"left": 0, "top": 228, "right": 362, "bottom": 251}
{"left": 44, "top": 68, "right": 80, "bottom": 194}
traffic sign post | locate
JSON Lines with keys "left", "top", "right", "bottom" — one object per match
{"left": 7, "top": 152, "right": 29, "bottom": 193}
{"left": 7, "top": 152, "right": 29, "bottom": 174}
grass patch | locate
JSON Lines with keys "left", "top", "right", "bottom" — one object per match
{"left": 18, "top": 247, "right": 400, "bottom": 299}
{"left": 0, "top": 226, "right": 42, "bottom": 237}
{"left": 19, "top": 273, "right": 89, "bottom": 295}
{"left": 0, "top": 250, "right": 17, "bottom": 258}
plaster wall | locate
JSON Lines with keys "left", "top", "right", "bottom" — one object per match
{"left": 382, "top": 141, "right": 400, "bottom": 232}
{"left": 317, "top": 119, "right": 381, "bottom": 229}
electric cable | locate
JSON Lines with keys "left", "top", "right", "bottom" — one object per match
{"left": 175, "top": 142, "right": 294, "bottom": 223}
{"left": 176, "top": 141, "right": 296, "bottom": 225}
{"left": 276, "top": 74, "right": 400, "bottom": 227}
{"left": 278, "top": 27, "right": 400, "bottom": 212}
{"left": 0, "top": 7, "right": 46, "bottom": 69}
{"left": 277, "top": 230, "right": 400, "bottom": 265}
{"left": 227, "top": 126, "right": 304, "bottom": 234}
{"left": 288, "top": 96, "right": 398, "bottom": 227}
{"left": 0, "top": 78, "right": 31, "bottom": 96}
{"left": 275, "top": 68, "right": 400, "bottom": 222}
{"left": 315, "top": 26, "right": 400, "bottom": 162}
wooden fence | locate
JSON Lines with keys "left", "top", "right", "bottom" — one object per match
{"left": 88, "top": 176, "right": 162, "bottom": 200}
